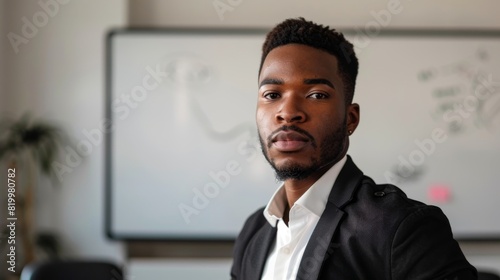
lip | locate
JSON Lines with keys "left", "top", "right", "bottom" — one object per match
{"left": 271, "top": 131, "right": 310, "bottom": 152}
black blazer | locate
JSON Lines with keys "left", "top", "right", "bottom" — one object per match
{"left": 231, "top": 156, "right": 477, "bottom": 280}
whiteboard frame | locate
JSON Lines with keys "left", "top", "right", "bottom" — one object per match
{"left": 105, "top": 27, "right": 500, "bottom": 242}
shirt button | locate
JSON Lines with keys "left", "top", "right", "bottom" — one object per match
{"left": 374, "top": 191, "right": 386, "bottom": 197}
{"left": 283, "top": 247, "right": 290, "bottom": 254}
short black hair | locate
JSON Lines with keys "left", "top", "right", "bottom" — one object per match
{"left": 259, "top": 17, "right": 359, "bottom": 104}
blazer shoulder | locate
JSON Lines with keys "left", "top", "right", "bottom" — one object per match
{"left": 355, "top": 176, "right": 429, "bottom": 217}
{"left": 341, "top": 176, "right": 440, "bottom": 254}
{"left": 334, "top": 176, "right": 476, "bottom": 278}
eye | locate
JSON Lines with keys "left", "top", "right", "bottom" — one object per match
{"left": 263, "top": 92, "right": 280, "bottom": 100}
{"left": 308, "top": 92, "right": 329, "bottom": 99}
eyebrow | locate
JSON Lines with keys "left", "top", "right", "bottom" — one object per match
{"left": 259, "top": 78, "right": 335, "bottom": 89}
{"left": 303, "top": 78, "right": 336, "bottom": 89}
{"left": 259, "top": 78, "right": 284, "bottom": 88}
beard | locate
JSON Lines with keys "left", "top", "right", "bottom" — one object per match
{"left": 259, "top": 121, "right": 348, "bottom": 181}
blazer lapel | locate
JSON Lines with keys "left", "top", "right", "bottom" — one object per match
{"left": 296, "top": 155, "right": 364, "bottom": 280}
{"left": 243, "top": 222, "right": 277, "bottom": 280}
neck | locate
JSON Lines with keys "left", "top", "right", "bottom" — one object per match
{"left": 283, "top": 159, "right": 337, "bottom": 211}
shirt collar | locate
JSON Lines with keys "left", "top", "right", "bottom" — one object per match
{"left": 263, "top": 155, "right": 347, "bottom": 226}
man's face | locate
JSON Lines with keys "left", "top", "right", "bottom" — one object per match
{"left": 257, "top": 44, "right": 359, "bottom": 181}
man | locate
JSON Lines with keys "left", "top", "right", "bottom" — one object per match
{"left": 230, "top": 18, "right": 477, "bottom": 280}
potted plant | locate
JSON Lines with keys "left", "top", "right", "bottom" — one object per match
{"left": 0, "top": 114, "right": 65, "bottom": 277}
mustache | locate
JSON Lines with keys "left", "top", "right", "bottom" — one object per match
{"left": 267, "top": 125, "right": 317, "bottom": 149}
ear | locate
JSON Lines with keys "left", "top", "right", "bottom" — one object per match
{"left": 346, "top": 103, "right": 360, "bottom": 135}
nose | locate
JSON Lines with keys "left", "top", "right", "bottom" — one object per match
{"left": 275, "top": 96, "right": 306, "bottom": 123}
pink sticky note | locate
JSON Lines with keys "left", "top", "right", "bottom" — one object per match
{"left": 428, "top": 184, "right": 452, "bottom": 203}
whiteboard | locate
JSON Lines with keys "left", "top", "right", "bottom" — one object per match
{"left": 105, "top": 29, "right": 500, "bottom": 240}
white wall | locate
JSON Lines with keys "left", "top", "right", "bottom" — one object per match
{"left": 129, "top": 0, "right": 500, "bottom": 29}
{"left": 0, "top": 0, "right": 5, "bottom": 118}
{"left": 2, "top": 0, "right": 127, "bottom": 264}
{"left": 0, "top": 4, "right": 7, "bottom": 280}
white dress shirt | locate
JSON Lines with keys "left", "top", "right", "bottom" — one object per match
{"left": 261, "top": 156, "right": 347, "bottom": 280}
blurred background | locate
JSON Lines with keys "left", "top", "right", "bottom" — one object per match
{"left": 1, "top": 0, "right": 500, "bottom": 279}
